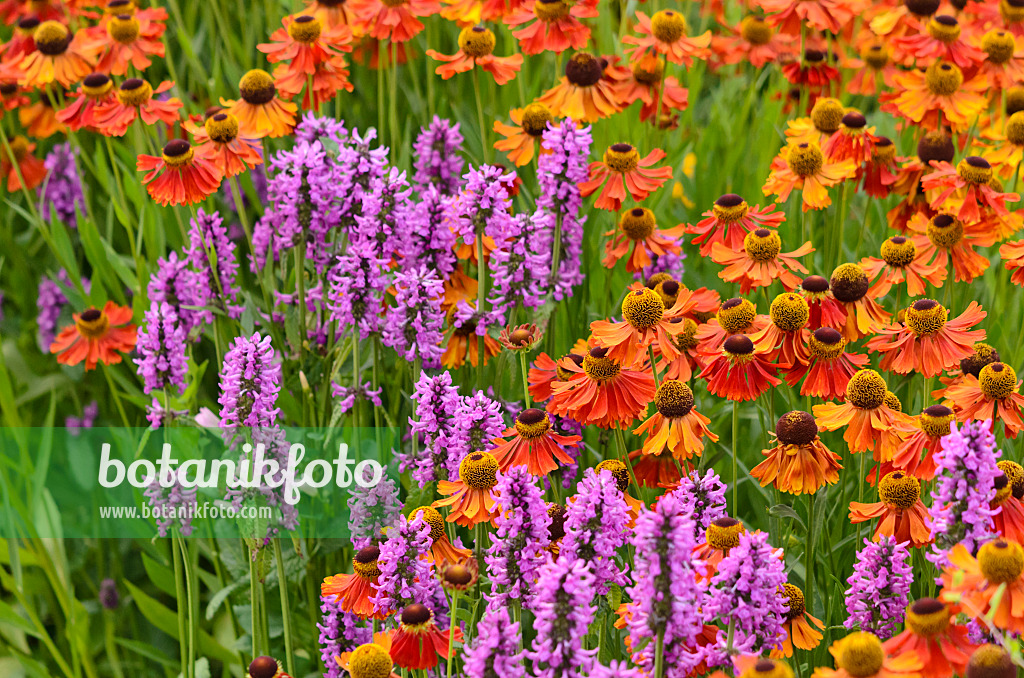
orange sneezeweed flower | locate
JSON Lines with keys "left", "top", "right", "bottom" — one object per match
{"left": 409, "top": 506, "right": 472, "bottom": 567}
{"left": 882, "top": 61, "right": 987, "bottom": 132}
{"left": 580, "top": 143, "right": 672, "bottom": 212}
{"left": 86, "top": 10, "right": 167, "bottom": 75}
{"left": 490, "top": 408, "right": 581, "bottom": 476}
{"left": 633, "top": 380, "right": 717, "bottom": 461}
{"left": 781, "top": 48, "right": 839, "bottom": 93}
{"left": 220, "top": 69, "right": 298, "bottom": 139}
{"left": 752, "top": 411, "right": 842, "bottom": 496}
{"left": 1000, "top": 238, "right": 1024, "bottom": 286}
{"left": 50, "top": 301, "right": 137, "bottom": 371}
{"left": 3, "top": 18, "right": 43, "bottom": 66}
{"left": 695, "top": 296, "right": 770, "bottom": 358}
{"left": 822, "top": 111, "right": 877, "bottom": 167}
{"left": 814, "top": 369, "right": 909, "bottom": 461}
{"left": 763, "top": 141, "right": 857, "bottom": 211}
{"left": 1, "top": 135, "right": 47, "bottom": 191}
{"left": 362, "top": 0, "right": 440, "bottom": 42}
{"left": 612, "top": 56, "right": 690, "bottom": 126}
{"left": 390, "top": 604, "right": 461, "bottom": 671}
{"left": 751, "top": 292, "right": 810, "bottom": 370}
{"left": 844, "top": 39, "right": 897, "bottom": 97}
{"left": 548, "top": 347, "right": 655, "bottom": 429}
{"left": 775, "top": 583, "right": 825, "bottom": 658}
{"left": 321, "top": 544, "right": 388, "bottom": 619}
{"left": 698, "top": 334, "right": 782, "bottom": 402}
{"left": 712, "top": 229, "right": 813, "bottom": 294}
{"left": 591, "top": 286, "right": 695, "bottom": 366}
{"left": 944, "top": 362, "right": 1024, "bottom": 439}
{"left": 494, "top": 102, "right": 553, "bottom": 166}
{"left": 868, "top": 300, "right": 986, "bottom": 378}
{"left": 536, "top": 52, "right": 621, "bottom": 123}
{"left": 17, "top": 21, "right": 94, "bottom": 88}
{"left": 427, "top": 25, "right": 523, "bottom": 85}
{"left": 922, "top": 156, "right": 1021, "bottom": 236}
{"left": 892, "top": 14, "right": 984, "bottom": 69}
{"left": 504, "top": 0, "right": 595, "bottom": 54}
{"left": 975, "top": 29, "right": 1024, "bottom": 89}
{"left": 91, "top": 78, "right": 182, "bottom": 137}
{"left": 884, "top": 405, "right": 954, "bottom": 481}
{"left": 432, "top": 451, "right": 499, "bottom": 527}
{"left": 758, "top": 0, "right": 853, "bottom": 35}
{"left": 797, "top": 274, "right": 847, "bottom": 332}
{"left": 992, "top": 461, "right": 1024, "bottom": 544}
{"left": 304, "top": 0, "right": 366, "bottom": 31}
{"left": 786, "top": 327, "right": 868, "bottom": 400}
{"left": 712, "top": 15, "right": 794, "bottom": 69}
{"left": 813, "top": 632, "right": 924, "bottom": 678}
{"left": 137, "top": 139, "right": 222, "bottom": 207}
{"left": 184, "top": 112, "right": 263, "bottom": 179}
{"left": 860, "top": 235, "right": 946, "bottom": 298}
{"left": 829, "top": 263, "right": 890, "bottom": 342}
{"left": 883, "top": 599, "right": 977, "bottom": 678}
{"left": 908, "top": 213, "right": 993, "bottom": 284}
{"left": 603, "top": 207, "right": 685, "bottom": 272}
{"left": 940, "top": 539, "right": 1024, "bottom": 635}
{"left": 687, "top": 193, "right": 785, "bottom": 258}
{"left": 260, "top": 14, "right": 354, "bottom": 99}
{"left": 527, "top": 350, "right": 581, "bottom": 402}
{"left": 623, "top": 10, "right": 711, "bottom": 66}
{"left": 55, "top": 72, "right": 116, "bottom": 131}
{"left": 849, "top": 470, "right": 931, "bottom": 548}
{"left": 785, "top": 97, "right": 844, "bottom": 147}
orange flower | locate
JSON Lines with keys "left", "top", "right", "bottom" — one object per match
{"left": 390, "top": 604, "right": 461, "bottom": 670}
{"left": 762, "top": 141, "right": 857, "bottom": 211}
{"left": 922, "top": 157, "right": 1021, "bottom": 236}
{"left": 849, "top": 470, "right": 931, "bottom": 548}
{"left": 137, "top": 139, "right": 222, "bottom": 207}
{"left": 304, "top": 0, "right": 366, "bottom": 31}
{"left": 859, "top": 137, "right": 903, "bottom": 199}
{"left": 259, "top": 14, "right": 353, "bottom": 77}
{"left": 441, "top": 302, "right": 501, "bottom": 369}
{"left": 91, "top": 78, "right": 182, "bottom": 137}
{"left": 786, "top": 327, "right": 867, "bottom": 400}
{"left": 908, "top": 212, "right": 993, "bottom": 284}
{"left": 548, "top": 347, "right": 655, "bottom": 429}
{"left": 603, "top": 207, "right": 684, "bottom": 273}
{"left": 694, "top": 296, "right": 770, "bottom": 359}
{"left": 712, "top": 229, "right": 813, "bottom": 294}
{"left": 612, "top": 56, "right": 690, "bottom": 126}
{"left": 17, "top": 93, "right": 66, "bottom": 139}
{"left": 751, "top": 411, "right": 842, "bottom": 496}
{"left": 184, "top": 112, "right": 264, "bottom": 179}
{"left": 892, "top": 15, "right": 984, "bottom": 69}
{"left": 362, "top": 0, "right": 439, "bottom": 42}
{"left": 751, "top": 292, "right": 811, "bottom": 369}
{"left": 623, "top": 10, "right": 711, "bottom": 66}
{"left": 591, "top": 286, "right": 695, "bottom": 366}
{"left": 812, "top": 632, "right": 923, "bottom": 678}
{"left": 628, "top": 446, "right": 683, "bottom": 489}
{"left": 85, "top": 10, "right": 166, "bottom": 75}
{"left": 797, "top": 274, "right": 847, "bottom": 332}
{"left": 655, "top": 311, "right": 700, "bottom": 381}
{"left": 813, "top": 369, "right": 909, "bottom": 460}
{"left": 939, "top": 539, "right": 1024, "bottom": 635}
{"left": 220, "top": 69, "right": 298, "bottom": 139}
{"left": 1000, "top": 238, "right": 1024, "bottom": 286}
{"left": 884, "top": 405, "right": 953, "bottom": 481}
{"left": 494, "top": 103, "right": 552, "bottom": 167}
{"left": 758, "top": 0, "right": 855, "bottom": 34}
{"left": 321, "top": 545, "right": 388, "bottom": 619}
{"left": 1, "top": 135, "right": 47, "bottom": 191}
{"left": 883, "top": 599, "right": 977, "bottom": 678}
{"left": 781, "top": 48, "right": 840, "bottom": 92}
{"left": 882, "top": 61, "right": 987, "bottom": 132}
{"left": 50, "top": 301, "right": 137, "bottom": 371}
{"left": 432, "top": 451, "right": 499, "bottom": 527}
{"left": 844, "top": 39, "right": 898, "bottom": 97}
{"left": 860, "top": 235, "right": 946, "bottom": 298}
{"left": 580, "top": 143, "right": 671, "bottom": 212}
{"left": 337, "top": 637, "right": 397, "bottom": 678}
{"left": 527, "top": 350, "right": 578, "bottom": 402}
{"left": 974, "top": 29, "right": 1024, "bottom": 90}
{"left": 829, "top": 263, "right": 890, "bottom": 342}
{"left": 687, "top": 193, "right": 785, "bottom": 258}
{"left": 490, "top": 408, "right": 581, "bottom": 475}
{"left": 427, "top": 25, "right": 522, "bottom": 84}
{"left": 409, "top": 506, "right": 472, "bottom": 567}
{"left": 633, "top": 380, "right": 717, "bottom": 461}
{"left": 277, "top": 55, "right": 353, "bottom": 110}
{"left": 55, "top": 72, "right": 116, "bottom": 131}
{"left": 3, "top": 18, "right": 44, "bottom": 66}
{"left": 821, "top": 111, "right": 877, "bottom": 167}
{"left": 711, "top": 15, "right": 794, "bottom": 69}
{"left": 536, "top": 52, "right": 622, "bottom": 123}
{"left": 992, "top": 461, "right": 1024, "bottom": 544}
{"left": 868, "top": 300, "right": 986, "bottom": 378}
{"left": 785, "top": 97, "right": 844, "bottom": 147}
{"left": 698, "top": 334, "right": 782, "bottom": 402}
{"left": 16, "top": 21, "right": 93, "bottom": 88}
{"left": 944, "top": 363, "right": 1024, "bottom": 439}
{"left": 503, "top": 0, "right": 596, "bottom": 54}
{"left": 774, "top": 582, "right": 825, "bottom": 657}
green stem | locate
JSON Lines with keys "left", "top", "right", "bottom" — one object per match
{"left": 274, "top": 539, "right": 296, "bottom": 676}
{"left": 519, "top": 351, "right": 532, "bottom": 407}
{"left": 731, "top": 400, "right": 739, "bottom": 512}
{"left": 172, "top": 534, "right": 189, "bottom": 676}
{"left": 446, "top": 590, "right": 459, "bottom": 678}
{"left": 475, "top": 231, "right": 486, "bottom": 392}
{"left": 648, "top": 344, "right": 661, "bottom": 389}
{"left": 389, "top": 40, "right": 399, "bottom": 155}
{"left": 249, "top": 548, "right": 259, "bottom": 657}
{"left": 805, "top": 492, "right": 815, "bottom": 617}
{"left": 654, "top": 630, "right": 665, "bottom": 678}
{"left": 472, "top": 68, "right": 489, "bottom": 164}
{"left": 179, "top": 536, "right": 196, "bottom": 678}
{"left": 101, "top": 364, "right": 132, "bottom": 428}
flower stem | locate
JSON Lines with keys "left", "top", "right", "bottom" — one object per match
{"left": 654, "top": 630, "right": 665, "bottom": 678}
{"left": 274, "top": 539, "right": 296, "bottom": 676}
{"left": 472, "top": 68, "right": 489, "bottom": 164}
{"left": 475, "top": 231, "right": 486, "bottom": 392}
{"left": 519, "top": 351, "right": 532, "bottom": 407}
{"left": 648, "top": 344, "right": 661, "bottom": 389}
{"left": 446, "top": 589, "right": 459, "bottom": 678}
{"left": 172, "top": 532, "right": 189, "bottom": 675}
{"left": 731, "top": 400, "right": 739, "bottom": 512}
{"left": 805, "top": 492, "right": 815, "bottom": 617}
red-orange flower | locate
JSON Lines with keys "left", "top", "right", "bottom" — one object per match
{"left": 259, "top": 14, "right": 353, "bottom": 78}
{"left": 548, "top": 347, "right": 655, "bottom": 429}
{"left": 923, "top": 157, "right": 1022, "bottom": 237}
{"left": 85, "top": 10, "right": 166, "bottom": 75}
{"left": 908, "top": 212, "right": 993, "bottom": 284}
{"left": 992, "top": 462, "right": 1024, "bottom": 544}
{"left": 821, "top": 111, "right": 877, "bottom": 167}
{"left": 390, "top": 604, "right": 461, "bottom": 670}
{"left": 494, "top": 103, "right": 553, "bottom": 167}
{"left": 785, "top": 327, "right": 867, "bottom": 400}
{"left": 184, "top": 112, "right": 264, "bottom": 179}
{"left": 975, "top": 29, "right": 1024, "bottom": 89}
{"left": 321, "top": 545, "right": 388, "bottom": 619}
{"left": 427, "top": 25, "right": 522, "bottom": 84}
{"left": 885, "top": 405, "right": 954, "bottom": 481}
{"left": 361, "top": 0, "right": 440, "bottom": 42}
{"left": 50, "top": 301, "right": 137, "bottom": 371}
{"left": 882, "top": 61, "right": 987, "bottom": 132}
{"left": 55, "top": 72, "right": 116, "bottom": 131}
{"left": 694, "top": 296, "right": 770, "bottom": 359}
{"left": 603, "top": 207, "right": 684, "bottom": 272}
{"left": 750, "top": 292, "right": 811, "bottom": 372}
{"left": 687, "top": 193, "right": 785, "bottom": 258}
{"left": 91, "top": 78, "right": 182, "bottom": 137}
{"left": 891, "top": 15, "right": 984, "bottom": 69}
{"left": 712, "top": 229, "right": 813, "bottom": 294}
{"left": 763, "top": 141, "right": 857, "bottom": 211}
{"left": 813, "top": 369, "right": 910, "bottom": 461}
{"left": 220, "top": 69, "right": 298, "bottom": 139}
{"left": 633, "top": 380, "right": 717, "bottom": 461}
{"left": 580, "top": 143, "right": 672, "bottom": 212}
{"left": 698, "top": 334, "right": 782, "bottom": 402}
{"left": 432, "top": 451, "right": 499, "bottom": 527}
{"left": 623, "top": 10, "right": 711, "bottom": 66}
{"left": 1000, "top": 238, "right": 1024, "bottom": 286}
{"left": 943, "top": 363, "right": 1024, "bottom": 439}
{"left": 1, "top": 135, "right": 47, "bottom": 191}
{"left": 612, "top": 56, "right": 689, "bottom": 126}
{"left": 591, "top": 286, "right": 696, "bottom": 366}
{"left": 490, "top": 408, "right": 581, "bottom": 476}
{"left": 752, "top": 411, "right": 842, "bottom": 496}
{"left": 711, "top": 15, "right": 794, "bottom": 69}
{"left": 797, "top": 274, "right": 847, "bottom": 332}
{"left": 883, "top": 599, "right": 977, "bottom": 678}
{"left": 758, "top": 0, "right": 854, "bottom": 34}
{"left": 16, "top": 21, "right": 94, "bottom": 88}
{"left": 504, "top": 0, "right": 596, "bottom": 54}
{"left": 868, "top": 300, "right": 986, "bottom": 378}
{"left": 860, "top": 235, "right": 946, "bottom": 298}
{"left": 536, "top": 52, "right": 622, "bottom": 123}
{"left": 137, "top": 139, "right": 222, "bottom": 207}
{"left": 940, "top": 540, "right": 1024, "bottom": 635}
{"left": 409, "top": 506, "right": 473, "bottom": 567}
{"left": 774, "top": 582, "right": 825, "bottom": 657}
{"left": 849, "top": 470, "right": 932, "bottom": 548}
{"left": 829, "top": 263, "right": 891, "bottom": 342}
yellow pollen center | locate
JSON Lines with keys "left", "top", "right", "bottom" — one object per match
{"left": 706, "top": 519, "right": 745, "bottom": 550}
{"left": 604, "top": 144, "right": 640, "bottom": 173}
{"left": 905, "top": 601, "right": 950, "bottom": 637}
{"left": 718, "top": 299, "right": 756, "bottom": 333}
{"left": 162, "top": 146, "right": 194, "bottom": 168}
{"left": 672, "top": 318, "right": 698, "bottom": 350}
{"left": 811, "top": 98, "right": 844, "bottom": 134}
{"left": 632, "top": 57, "right": 664, "bottom": 84}
{"left": 650, "top": 10, "right": 688, "bottom": 43}
{"left": 978, "top": 540, "right": 1024, "bottom": 584}
{"left": 927, "top": 17, "right": 960, "bottom": 43}
{"left": 905, "top": 300, "right": 947, "bottom": 336}
{"left": 117, "top": 79, "right": 152, "bottom": 106}
{"left": 744, "top": 229, "right": 782, "bottom": 262}
{"left": 619, "top": 207, "right": 656, "bottom": 240}
{"left": 8, "top": 136, "right": 29, "bottom": 161}
{"left": 770, "top": 293, "right": 809, "bottom": 332}
{"left": 596, "top": 459, "right": 630, "bottom": 492}
{"left": 655, "top": 380, "right": 694, "bottom": 418}
{"left": 82, "top": 77, "right": 113, "bottom": 98}
{"left": 925, "top": 61, "right": 964, "bottom": 96}
{"left": 1002, "top": 0, "right": 1024, "bottom": 24}
{"left": 459, "top": 452, "right": 498, "bottom": 489}
{"left": 1007, "top": 112, "right": 1024, "bottom": 147}
{"left": 621, "top": 288, "right": 665, "bottom": 329}
{"left": 861, "top": 43, "right": 889, "bottom": 69}
{"left": 880, "top": 237, "right": 916, "bottom": 268}
{"left": 884, "top": 391, "right": 902, "bottom": 412}
{"left": 458, "top": 26, "right": 496, "bottom": 57}
{"left": 75, "top": 310, "right": 110, "bottom": 338}
{"left": 33, "top": 20, "right": 70, "bottom": 55}
{"left": 514, "top": 413, "right": 551, "bottom": 439}
{"left": 583, "top": 353, "right": 621, "bottom": 382}
{"left": 786, "top": 143, "right": 824, "bottom": 177}
{"left": 520, "top": 103, "right": 553, "bottom": 136}
{"left": 808, "top": 331, "right": 845, "bottom": 360}
{"left": 957, "top": 158, "right": 994, "bottom": 184}
{"left": 983, "top": 29, "right": 1016, "bottom": 63}
{"left": 927, "top": 215, "right": 964, "bottom": 249}
{"left": 353, "top": 557, "right": 382, "bottom": 578}
{"left": 205, "top": 114, "right": 239, "bottom": 143}
{"left": 998, "top": 460, "right": 1024, "bottom": 499}
{"left": 412, "top": 506, "right": 446, "bottom": 541}
{"left": 239, "top": 69, "right": 277, "bottom": 105}
{"left": 836, "top": 632, "right": 885, "bottom": 678}
{"left": 830, "top": 263, "right": 870, "bottom": 302}
{"left": 783, "top": 583, "right": 805, "bottom": 620}
{"left": 979, "top": 363, "right": 1018, "bottom": 400}
{"left": 348, "top": 643, "right": 393, "bottom": 678}
{"left": 740, "top": 15, "right": 772, "bottom": 45}
{"left": 920, "top": 408, "right": 955, "bottom": 437}
{"left": 846, "top": 370, "right": 887, "bottom": 409}
{"left": 288, "top": 16, "right": 323, "bottom": 44}
{"left": 534, "top": 0, "right": 570, "bottom": 21}
{"left": 712, "top": 200, "right": 750, "bottom": 222}
{"left": 878, "top": 471, "right": 921, "bottom": 509}
{"left": 107, "top": 14, "right": 140, "bottom": 44}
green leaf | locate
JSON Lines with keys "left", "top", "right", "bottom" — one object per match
{"left": 0, "top": 600, "right": 39, "bottom": 638}
{"left": 205, "top": 579, "right": 246, "bottom": 621}
{"left": 142, "top": 552, "right": 177, "bottom": 598}
{"left": 769, "top": 504, "right": 805, "bottom": 529}
{"left": 115, "top": 638, "right": 178, "bottom": 668}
